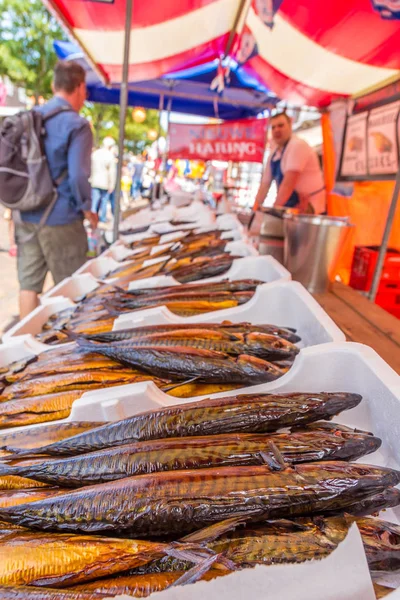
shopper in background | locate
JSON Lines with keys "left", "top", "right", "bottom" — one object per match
{"left": 15, "top": 61, "right": 97, "bottom": 320}
{"left": 121, "top": 160, "right": 133, "bottom": 210}
{"left": 91, "top": 137, "right": 117, "bottom": 222}
{"left": 253, "top": 112, "right": 326, "bottom": 214}
{"left": 130, "top": 155, "right": 145, "bottom": 199}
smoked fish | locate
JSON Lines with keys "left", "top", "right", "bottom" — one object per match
{"left": 0, "top": 587, "right": 108, "bottom": 599}
{"left": 84, "top": 322, "right": 301, "bottom": 344}
{"left": 6, "top": 392, "right": 362, "bottom": 457}
{"left": 75, "top": 341, "right": 284, "bottom": 384}
{"left": 0, "top": 426, "right": 381, "bottom": 487}
{"left": 0, "top": 462, "right": 398, "bottom": 536}
{"left": 0, "top": 529, "right": 185, "bottom": 587}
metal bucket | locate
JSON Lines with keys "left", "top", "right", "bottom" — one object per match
{"left": 283, "top": 214, "right": 353, "bottom": 293}
{"left": 260, "top": 211, "right": 285, "bottom": 238}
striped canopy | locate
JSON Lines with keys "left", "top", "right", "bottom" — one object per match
{"left": 43, "top": 0, "right": 400, "bottom": 107}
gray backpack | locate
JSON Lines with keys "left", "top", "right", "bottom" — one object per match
{"left": 0, "top": 106, "right": 72, "bottom": 232}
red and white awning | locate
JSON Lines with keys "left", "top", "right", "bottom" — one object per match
{"left": 44, "top": 0, "right": 244, "bottom": 84}
{"left": 43, "top": 0, "right": 400, "bottom": 108}
{"left": 239, "top": 0, "right": 400, "bottom": 106}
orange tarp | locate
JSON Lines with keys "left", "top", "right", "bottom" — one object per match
{"left": 322, "top": 114, "right": 400, "bottom": 284}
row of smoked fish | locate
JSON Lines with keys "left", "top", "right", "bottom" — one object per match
{"left": 0, "top": 391, "right": 398, "bottom": 598}
{"left": 0, "top": 221, "right": 396, "bottom": 598}
{"left": 35, "top": 229, "right": 257, "bottom": 345}
{"left": 0, "top": 322, "right": 300, "bottom": 428}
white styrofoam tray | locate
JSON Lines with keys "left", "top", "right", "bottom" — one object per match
{"left": 116, "top": 280, "right": 342, "bottom": 347}
{"left": 119, "top": 205, "right": 177, "bottom": 229}
{"left": 2, "top": 297, "right": 75, "bottom": 343}
{"left": 41, "top": 273, "right": 100, "bottom": 302}
{"left": 4, "top": 256, "right": 293, "bottom": 342}
{"left": 103, "top": 232, "right": 252, "bottom": 264}
{"left": 126, "top": 255, "right": 290, "bottom": 292}
{"left": 40, "top": 254, "right": 290, "bottom": 305}
{"left": 74, "top": 256, "right": 120, "bottom": 279}
{"left": 119, "top": 218, "right": 234, "bottom": 247}
{"left": 0, "top": 340, "right": 398, "bottom": 598}
{"left": 74, "top": 241, "right": 258, "bottom": 280}
{"left": 0, "top": 343, "right": 398, "bottom": 479}
{"left": 119, "top": 201, "right": 215, "bottom": 232}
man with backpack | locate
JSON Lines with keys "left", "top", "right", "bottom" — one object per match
{"left": 0, "top": 61, "right": 97, "bottom": 319}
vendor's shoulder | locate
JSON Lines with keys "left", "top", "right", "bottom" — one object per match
{"left": 289, "top": 135, "right": 310, "bottom": 150}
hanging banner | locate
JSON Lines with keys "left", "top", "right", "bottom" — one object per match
{"left": 168, "top": 118, "right": 268, "bottom": 163}
{"left": 338, "top": 98, "right": 400, "bottom": 181}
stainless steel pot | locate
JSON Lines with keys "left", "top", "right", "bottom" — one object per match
{"left": 283, "top": 214, "right": 354, "bottom": 293}
{"left": 260, "top": 208, "right": 286, "bottom": 238}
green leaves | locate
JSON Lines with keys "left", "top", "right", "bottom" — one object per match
{"left": 82, "top": 103, "right": 164, "bottom": 152}
{"left": 0, "top": 0, "right": 64, "bottom": 99}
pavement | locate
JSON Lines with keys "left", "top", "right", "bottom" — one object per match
{"left": 0, "top": 213, "right": 21, "bottom": 335}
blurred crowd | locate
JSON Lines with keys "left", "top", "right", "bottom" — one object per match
{"left": 90, "top": 136, "right": 149, "bottom": 224}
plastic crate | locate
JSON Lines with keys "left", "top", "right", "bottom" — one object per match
{"left": 376, "top": 287, "right": 400, "bottom": 319}
{"left": 350, "top": 246, "right": 400, "bottom": 291}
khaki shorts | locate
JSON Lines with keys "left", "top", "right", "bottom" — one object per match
{"left": 15, "top": 219, "right": 88, "bottom": 293}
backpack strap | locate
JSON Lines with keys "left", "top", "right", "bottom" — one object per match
{"left": 42, "top": 105, "right": 73, "bottom": 122}
{"left": 16, "top": 105, "right": 75, "bottom": 243}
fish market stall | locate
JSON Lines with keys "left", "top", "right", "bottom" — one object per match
{"left": 313, "top": 282, "right": 400, "bottom": 375}
{"left": 0, "top": 191, "right": 399, "bottom": 599}
{"left": 2, "top": 0, "right": 400, "bottom": 597}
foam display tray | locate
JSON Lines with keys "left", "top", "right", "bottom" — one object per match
{"left": 126, "top": 256, "right": 291, "bottom": 291}
{"left": 116, "top": 280, "right": 343, "bottom": 347}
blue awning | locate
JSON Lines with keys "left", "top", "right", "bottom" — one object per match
{"left": 54, "top": 40, "right": 278, "bottom": 120}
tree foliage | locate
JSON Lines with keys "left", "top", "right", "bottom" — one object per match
{"left": 83, "top": 103, "right": 163, "bottom": 153}
{"left": 0, "top": 0, "right": 64, "bottom": 101}
{"left": 0, "top": 0, "right": 163, "bottom": 150}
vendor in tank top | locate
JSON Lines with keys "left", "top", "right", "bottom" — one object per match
{"left": 253, "top": 112, "right": 326, "bottom": 214}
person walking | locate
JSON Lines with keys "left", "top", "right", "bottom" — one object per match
{"left": 14, "top": 61, "right": 97, "bottom": 319}
{"left": 91, "top": 137, "right": 117, "bottom": 223}
{"left": 253, "top": 112, "right": 326, "bottom": 214}
{"left": 130, "top": 155, "right": 144, "bottom": 199}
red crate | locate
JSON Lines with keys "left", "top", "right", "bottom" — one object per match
{"left": 376, "top": 288, "right": 400, "bottom": 320}
{"left": 350, "top": 246, "right": 400, "bottom": 291}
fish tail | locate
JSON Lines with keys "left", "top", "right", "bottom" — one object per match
{"left": 76, "top": 338, "right": 106, "bottom": 352}
{"left": 2, "top": 446, "right": 42, "bottom": 458}
{"left": 180, "top": 516, "right": 247, "bottom": 544}
{"left": 170, "top": 553, "right": 235, "bottom": 587}
{"left": 0, "top": 463, "right": 17, "bottom": 476}
{"left": 62, "top": 329, "right": 80, "bottom": 341}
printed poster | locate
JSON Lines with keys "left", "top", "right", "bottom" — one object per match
{"left": 340, "top": 113, "right": 368, "bottom": 178}
{"left": 339, "top": 99, "right": 400, "bottom": 180}
{"left": 368, "top": 101, "right": 400, "bottom": 175}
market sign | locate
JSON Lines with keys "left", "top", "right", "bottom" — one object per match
{"left": 168, "top": 118, "right": 268, "bottom": 163}
{"left": 339, "top": 99, "right": 400, "bottom": 181}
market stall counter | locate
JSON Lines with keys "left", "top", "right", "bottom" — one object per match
{"left": 313, "top": 282, "right": 400, "bottom": 374}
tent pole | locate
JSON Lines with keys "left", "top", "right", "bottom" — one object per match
{"left": 163, "top": 97, "right": 172, "bottom": 172}
{"left": 368, "top": 166, "right": 400, "bottom": 301}
{"left": 112, "top": 0, "right": 133, "bottom": 243}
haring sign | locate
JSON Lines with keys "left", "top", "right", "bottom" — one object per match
{"left": 168, "top": 118, "right": 268, "bottom": 163}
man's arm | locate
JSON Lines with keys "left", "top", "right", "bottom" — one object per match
{"left": 68, "top": 123, "right": 98, "bottom": 228}
{"left": 274, "top": 170, "right": 301, "bottom": 207}
{"left": 253, "top": 161, "right": 272, "bottom": 211}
